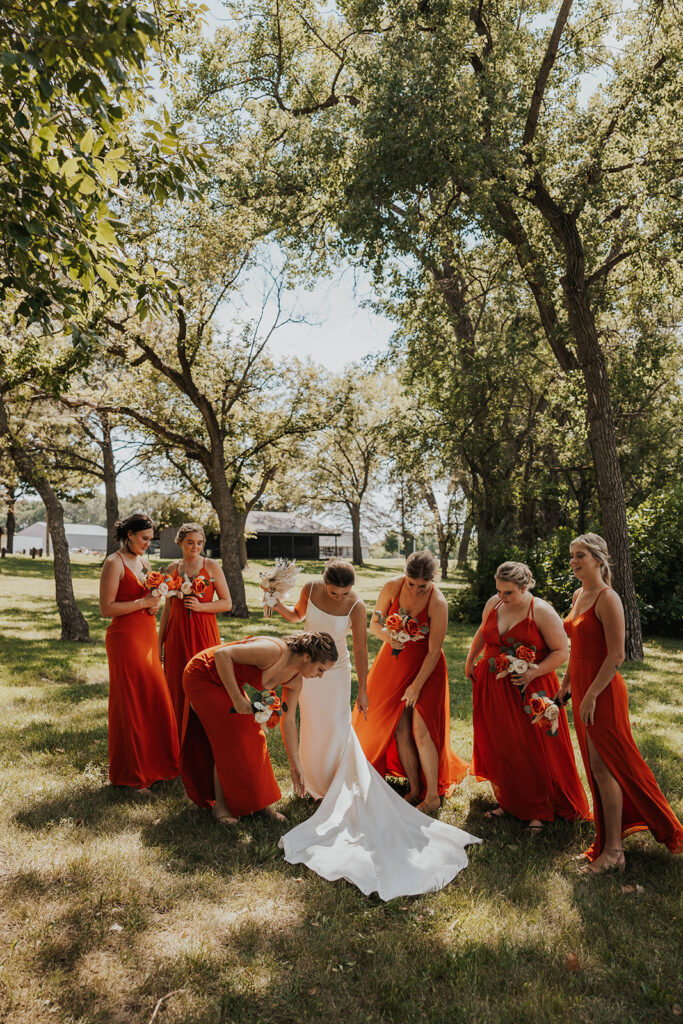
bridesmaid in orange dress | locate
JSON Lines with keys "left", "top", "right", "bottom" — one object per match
{"left": 158, "top": 522, "right": 232, "bottom": 739}
{"left": 352, "top": 551, "right": 468, "bottom": 814}
{"left": 559, "top": 533, "right": 682, "bottom": 873}
{"left": 99, "top": 514, "right": 179, "bottom": 791}
{"left": 181, "top": 632, "right": 338, "bottom": 823}
{"left": 466, "top": 561, "right": 590, "bottom": 831}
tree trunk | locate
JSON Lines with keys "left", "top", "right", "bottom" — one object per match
{"left": 457, "top": 522, "right": 472, "bottom": 568}
{"left": 0, "top": 395, "right": 89, "bottom": 639}
{"left": 554, "top": 216, "right": 643, "bottom": 659}
{"left": 237, "top": 514, "right": 249, "bottom": 570}
{"left": 99, "top": 414, "right": 120, "bottom": 556}
{"left": 6, "top": 488, "right": 15, "bottom": 553}
{"left": 423, "top": 485, "right": 450, "bottom": 579}
{"left": 349, "top": 503, "right": 364, "bottom": 566}
{"left": 208, "top": 469, "right": 249, "bottom": 617}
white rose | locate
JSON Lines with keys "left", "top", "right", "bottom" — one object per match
{"left": 180, "top": 581, "right": 192, "bottom": 595}
{"left": 157, "top": 582, "right": 169, "bottom": 597}
{"left": 397, "top": 630, "right": 411, "bottom": 643}
{"left": 511, "top": 658, "right": 528, "bottom": 674}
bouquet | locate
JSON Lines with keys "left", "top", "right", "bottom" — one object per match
{"left": 141, "top": 568, "right": 173, "bottom": 615}
{"left": 230, "top": 689, "right": 287, "bottom": 729}
{"left": 259, "top": 558, "right": 299, "bottom": 617}
{"left": 490, "top": 642, "right": 536, "bottom": 684}
{"left": 525, "top": 692, "right": 560, "bottom": 735}
{"left": 377, "top": 608, "right": 429, "bottom": 657}
{"left": 169, "top": 572, "right": 214, "bottom": 617}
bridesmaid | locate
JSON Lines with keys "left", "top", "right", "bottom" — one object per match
{"left": 272, "top": 558, "right": 368, "bottom": 798}
{"left": 99, "top": 514, "right": 179, "bottom": 791}
{"left": 465, "top": 561, "right": 590, "bottom": 831}
{"left": 560, "top": 533, "right": 682, "bottom": 872}
{"left": 352, "top": 550, "right": 468, "bottom": 814}
{"left": 180, "top": 632, "right": 338, "bottom": 823}
{"left": 158, "top": 522, "right": 232, "bottom": 739}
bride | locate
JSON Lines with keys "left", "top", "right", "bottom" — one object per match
{"left": 270, "top": 558, "right": 480, "bottom": 901}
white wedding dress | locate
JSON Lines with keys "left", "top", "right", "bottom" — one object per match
{"left": 279, "top": 595, "right": 481, "bottom": 901}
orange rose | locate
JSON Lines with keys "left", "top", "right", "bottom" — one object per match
{"left": 191, "top": 577, "right": 208, "bottom": 597}
{"left": 166, "top": 575, "right": 182, "bottom": 591}
{"left": 494, "top": 654, "right": 509, "bottom": 673}
{"left": 405, "top": 618, "right": 421, "bottom": 637}
{"left": 385, "top": 613, "right": 403, "bottom": 632}
{"left": 144, "top": 571, "right": 165, "bottom": 590}
{"left": 516, "top": 645, "right": 536, "bottom": 662}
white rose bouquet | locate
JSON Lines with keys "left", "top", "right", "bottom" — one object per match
{"left": 259, "top": 558, "right": 299, "bottom": 617}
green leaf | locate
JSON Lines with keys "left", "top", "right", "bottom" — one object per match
{"left": 80, "top": 129, "right": 95, "bottom": 154}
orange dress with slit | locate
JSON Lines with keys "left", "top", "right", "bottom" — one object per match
{"left": 180, "top": 639, "right": 294, "bottom": 817}
{"left": 352, "top": 585, "right": 468, "bottom": 798}
{"left": 470, "top": 599, "right": 590, "bottom": 822}
{"left": 564, "top": 591, "right": 683, "bottom": 860}
{"left": 163, "top": 560, "right": 220, "bottom": 740}
{"left": 105, "top": 560, "right": 180, "bottom": 788}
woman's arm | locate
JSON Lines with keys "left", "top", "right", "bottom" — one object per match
{"left": 99, "top": 557, "right": 159, "bottom": 618}
{"left": 512, "top": 601, "right": 569, "bottom": 692}
{"left": 556, "top": 589, "right": 581, "bottom": 700}
{"left": 182, "top": 560, "right": 233, "bottom": 615}
{"left": 272, "top": 583, "right": 310, "bottom": 624}
{"left": 369, "top": 578, "right": 404, "bottom": 649}
{"left": 157, "top": 597, "right": 171, "bottom": 658}
{"left": 579, "top": 591, "right": 626, "bottom": 725}
{"left": 464, "top": 596, "right": 497, "bottom": 681}
{"left": 213, "top": 640, "right": 276, "bottom": 714}
{"left": 401, "top": 592, "right": 448, "bottom": 707}
{"left": 280, "top": 677, "right": 306, "bottom": 796}
{"left": 350, "top": 600, "right": 369, "bottom": 717}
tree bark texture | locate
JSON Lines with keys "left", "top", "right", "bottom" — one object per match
{"left": 5, "top": 489, "right": 15, "bottom": 553}
{"left": 208, "top": 467, "right": 249, "bottom": 617}
{"left": 348, "top": 503, "right": 364, "bottom": 566}
{"left": 0, "top": 396, "right": 89, "bottom": 640}
{"left": 457, "top": 522, "right": 472, "bottom": 569}
{"left": 423, "top": 485, "right": 450, "bottom": 579}
{"left": 99, "top": 415, "right": 120, "bottom": 556}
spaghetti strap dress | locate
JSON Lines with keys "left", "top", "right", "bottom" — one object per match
{"left": 352, "top": 582, "right": 468, "bottom": 799}
{"left": 163, "top": 559, "right": 220, "bottom": 740}
{"left": 564, "top": 591, "right": 683, "bottom": 860}
{"left": 105, "top": 557, "right": 180, "bottom": 788}
{"left": 180, "top": 639, "right": 295, "bottom": 817}
{"left": 471, "top": 598, "right": 590, "bottom": 822}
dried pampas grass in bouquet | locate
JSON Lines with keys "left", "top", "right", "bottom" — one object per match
{"left": 259, "top": 558, "right": 299, "bottom": 617}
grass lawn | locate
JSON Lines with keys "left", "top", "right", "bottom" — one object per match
{"left": 0, "top": 555, "right": 680, "bottom": 1024}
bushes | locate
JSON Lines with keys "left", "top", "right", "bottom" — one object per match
{"left": 629, "top": 485, "right": 683, "bottom": 636}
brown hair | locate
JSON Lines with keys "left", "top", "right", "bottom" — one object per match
{"left": 406, "top": 550, "right": 439, "bottom": 581}
{"left": 571, "top": 533, "right": 612, "bottom": 586}
{"left": 114, "top": 513, "right": 154, "bottom": 543}
{"left": 495, "top": 561, "right": 536, "bottom": 589}
{"left": 175, "top": 522, "right": 206, "bottom": 546}
{"left": 284, "top": 631, "right": 338, "bottom": 664}
{"left": 322, "top": 558, "right": 355, "bottom": 588}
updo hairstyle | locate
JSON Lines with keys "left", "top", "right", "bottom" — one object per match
{"left": 571, "top": 533, "right": 612, "bottom": 586}
{"left": 114, "top": 513, "right": 154, "bottom": 543}
{"left": 323, "top": 558, "right": 355, "bottom": 588}
{"left": 495, "top": 561, "right": 536, "bottom": 590}
{"left": 406, "top": 550, "right": 439, "bottom": 581}
{"left": 175, "top": 522, "right": 206, "bottom": 546}
{"left": 284, "top": 631, "right": 339, "bottom": 664}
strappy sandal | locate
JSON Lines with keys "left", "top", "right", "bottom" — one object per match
{"left": 579, "top": 848, "right": 625, "bottom": 875}
{"left": 484, "top": 804, "right": 506, "bottom": 819}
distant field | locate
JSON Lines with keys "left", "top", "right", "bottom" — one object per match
{"left": 0, "top": 555, "right": 680, "bottom": 1024}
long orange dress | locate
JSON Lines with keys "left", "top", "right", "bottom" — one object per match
{"left": 163, "top": 560, "right": 220, "bottom": 740}
{"left": 180, "top": 639, "right": 295, "bottom": 816}
{"left": 352, "top": 585, "right": 468, "bottom": 798}
{"left": 105, "top": 558, "right": 180, "bottom": 788}
{"left": 471, "top": 599, "right": 590, "bottom": 822}
{"left": 564, "top": 591, "right": 683, "bottom": 860}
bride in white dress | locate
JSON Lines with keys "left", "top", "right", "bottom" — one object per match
{"left": 271, "top": 559, "right": 480, "bottom": 901}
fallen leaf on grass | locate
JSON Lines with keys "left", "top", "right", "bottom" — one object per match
{"left": 672, "top": 1004, "right": 681, "bottom": 1016}
{"left": 54, "top": 748, "right": 65, "bottom": 754}
{"left": 292, "top": 877, "right": 305, "bottom": 884}
{"left": 109, "top": 923, "right": 123, "bottom": 933}
{"left": 621, "top": 885, "right": 636, "bottom": 894}
{"left": 308, "top": 988, "right": 318, "bottom": 995}
{"left": 152, "top": 818, "right": 162, "bottom": 826}
{"left": 73, "top": 819, "right": 83, "bottom": 827}
{"left": 635, "top": 884, "right": 645, "bottom": 894}
{"left": 565, "top": 952, "right": 581, "bottom": 971}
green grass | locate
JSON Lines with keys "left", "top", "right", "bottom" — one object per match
{"left": 0, "top": 555, "right": 680, "bottom": 1024}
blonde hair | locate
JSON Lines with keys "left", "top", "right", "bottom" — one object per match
{"left": 495, "top": 561, "right": 536, "bottom": 590}
{"left": 175, "top": 522, "right": 206, "bottom": 546}
{"left": 284, "top": 631, "right": 338, "bottom": 664}
{"left": 571, "top": 533, "right": 612, "bottom": 585}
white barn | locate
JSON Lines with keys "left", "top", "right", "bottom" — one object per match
{"left": 12, "top": 521, "right": 108, "bottom": 555}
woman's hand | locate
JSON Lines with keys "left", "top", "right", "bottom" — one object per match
{"left": 510, "top": 663, "right": 541, "bottom": 693}
{"left": 465, "top": 658, "right": 477, "bottom": 683}
{"left": 356, "top": 687, "right": 369, "bottom": 720}
{"left": 401, "top": 682, "right": 421, "bottom": 708}
{"left": 158, "top": 642, "right": 164, "bottom": 662}
{"left": 183, "top": 596, "right": 201, "bottom": 613}
{"left": 143, "top": 594, "right": 161, "bottom": 613}
{"left": 579, "top": 690, "right": 598, "bottom": 726}
{"left": 234, "top": 694, "right": 254, "bottom": 715}
{"left": 290, "top": 762, "right": 306, "bottom": 798}
{"left": 387, "top": 631, "right": 405, "bottom": 652}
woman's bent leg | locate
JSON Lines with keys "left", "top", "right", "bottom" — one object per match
{"left": 413, "top": 710, "right": 440, "bottom": 812}
{"left": 395, "top": 708, "right": 421, "bottom": 801}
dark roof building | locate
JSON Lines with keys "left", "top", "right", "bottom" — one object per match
{"left": 159, "top": 511, "right": 342, "bottom": 561}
